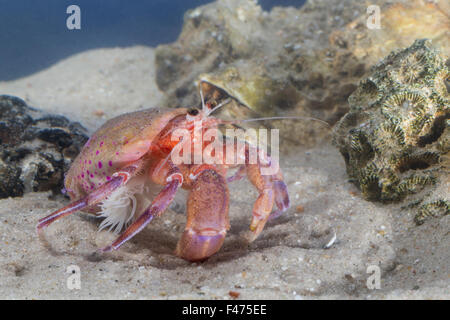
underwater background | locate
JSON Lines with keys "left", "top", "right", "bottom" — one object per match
{"left": 0, "top": 0, "right": 305, "bottom": 80}
{"left": 0, "top": 0, "right": 448, "bottom": 300}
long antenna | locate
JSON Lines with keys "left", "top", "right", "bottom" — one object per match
{"left": 235, "top": 116, "right": 330, "bottom": 128}
{"left": 199, "top": 86, "right": 207, "bottom": 113}
{"left": 206, "top": 98, "right": 232, "bottom": 116}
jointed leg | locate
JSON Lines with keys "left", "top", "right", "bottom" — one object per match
{"left": 244, "top": 145, "right": 290, "bottom": 242}
{"left": 101, "top": 172, "right": 183, "bottom": 252}
{"left": 270, "top": 173, "right": 290, "bottom": 220}
{"left": 227, "top": 165, "right": 246, "bottom": 183}
{"left": 246, "top": 163, "right": 275, "bottom": 242}
{"left": 37, "top": 161, "right": 144, "bottom": 231}
{"left": 102, "top": 159, "right": 183, "bottom": 252}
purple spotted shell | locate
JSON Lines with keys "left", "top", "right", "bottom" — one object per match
{"left": 64, "top": 108, "right": 188, "bottom": 202}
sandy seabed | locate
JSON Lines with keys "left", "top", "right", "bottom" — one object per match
{"left": 0, "top": 47, "right": 448, "bottom": 299}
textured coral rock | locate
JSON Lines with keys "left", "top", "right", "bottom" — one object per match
{"left": 333, "top": 39, "right": 449, "bottom": 223}
{"left": 0, "top": 95, "right": 88, "bottom": 198}
{"left": 155, "top": 0, "right": 366, "bottom": 146}
{"left": 155, "top": 0, "right": 448, "bottom": 147}
{"left": 330, "top": 0, "right": 449, "bottom": 69}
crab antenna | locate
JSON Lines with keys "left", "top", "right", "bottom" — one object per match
{"left": 199, "top": 86, "right": 207, "bottom": 113}
{"left": 206, "top": 98, "right": 232, "bottom": 116}
{"left": 213, "top": 116, "right": 330, "bottom": 128}
{"left": 239, "top": 116, "right": 330, "bottom": 127}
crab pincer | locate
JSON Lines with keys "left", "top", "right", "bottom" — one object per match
{"left": 175, "top": 166, "right": 230, "bottom": 261}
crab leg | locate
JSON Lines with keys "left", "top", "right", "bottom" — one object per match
{"left": 36, "top": 162, "right": 143, "bottom": 231}
{"left": 227, "top": 165, "right": 246, "bottom": 183}
{"left": 101, "top": 160, "right": 183, "bottom": 252}
{"left": 269, "top": 179, "right": 290, "bottom": 220}
{"left": 175, "top": 166, "right": 230, "bottom": 261}
{"left": 244, "top": 146, "right": 290, "bottom": 242}
{"left": 246, "top": 163, "right": 275, "bottom": 242}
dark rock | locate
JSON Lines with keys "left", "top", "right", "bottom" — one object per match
{"left": 0, "top": 95, "right": 88, "bottom": 198}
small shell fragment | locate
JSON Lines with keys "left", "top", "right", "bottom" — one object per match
{"left": 323, "top": 232, "right": 337, "bottom": 249}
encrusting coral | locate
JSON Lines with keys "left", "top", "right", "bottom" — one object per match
{"left": 333, "top": 39, "right": 449, "bottom": 224}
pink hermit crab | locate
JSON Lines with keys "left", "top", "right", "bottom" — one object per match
{"left": 37, "top": 98, "right": 290, "bottom": 261}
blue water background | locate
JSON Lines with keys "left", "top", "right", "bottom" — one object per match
{"left": 0, "top": 0, "right": 305, "bottom": 81}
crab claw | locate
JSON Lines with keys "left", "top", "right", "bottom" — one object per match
{"left": 246, "top": 163, "right": 290, "bottom": 242}
{"left": 175, "top": 169, "right": 230, "bottom": 261}
{"left": 269, "top": 180, "right": 290, "bottom": 220}
{"left": 248, "top": 188, "right": 274, "bottom": 243}
{"left": 176, "top": 229, "right": 227, "bottom": 262}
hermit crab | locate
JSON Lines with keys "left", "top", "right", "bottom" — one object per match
{"left": 37, "top": 93, "right": 290, "bottom": 261}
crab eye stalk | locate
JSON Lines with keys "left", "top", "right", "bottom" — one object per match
{"left": 188, "top": 108, "right": 199, "bottom": 116}
{"left": 186, "top": 108, "right": 201, "bottom": 121}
